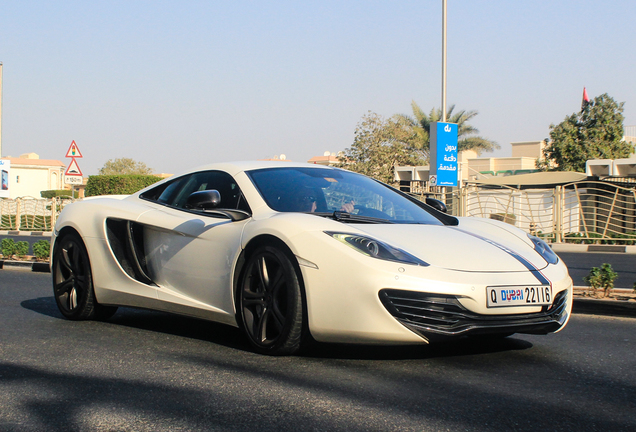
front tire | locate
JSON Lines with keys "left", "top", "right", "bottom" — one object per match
{"left": 52, "top": 232, "right": 117, "bottom": 320}
{"left": 238, "top": 246, "right": 304, "bottom": 355}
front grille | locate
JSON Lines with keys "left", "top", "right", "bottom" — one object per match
{"left": 379, "top": 289, "right": 569, "bottom": 341}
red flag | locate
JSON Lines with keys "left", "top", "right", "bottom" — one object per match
{"left": 581, "top": 87, "right": 590, "bottom": 110}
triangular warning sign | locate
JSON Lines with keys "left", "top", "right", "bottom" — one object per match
{"left": 65, "top": 140, "right": 83, "bottom": 158}
{"left": 65, "top": 158, "right": 83, "bottom": 176}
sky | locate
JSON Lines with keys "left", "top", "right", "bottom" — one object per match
{"left": 1, "top": 0, "right": 635, "bottom": 176}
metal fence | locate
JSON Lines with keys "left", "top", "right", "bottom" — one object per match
{"left": 0, "top": 197, "right": 76, "bottom": 231}
{"left": 407, "top": 179, "right": 636, "bottom": 244}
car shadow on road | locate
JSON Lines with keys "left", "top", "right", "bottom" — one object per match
{"left": 21, "top": 296, "right": 532, "bottom": 361}
{"left": 302, "top": 336, "right": 533, "bottom": 360}
{"left": 21, "top": 296, "right": 253, "bottom": 351}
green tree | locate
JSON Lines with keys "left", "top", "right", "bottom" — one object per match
{"left": 339, "top": 111, "right": 425, "bottom": 184}
{"left": 399, "top": 101, "right": 499, "bottom": 157}
{"left": 539, "top": 93, "right": 633, "bottom": 172}
{"left": 99, "top": 158, "right": 154, "bottom": 175}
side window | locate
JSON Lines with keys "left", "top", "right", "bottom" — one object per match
{"left": 157, "top": 177, "right": 189, "bottom": 205}
{"left": 140, "top": 175, "right": 188, "bottom": 203}
{"left": 141, "top": 171, "right": 250, "bottom": 212}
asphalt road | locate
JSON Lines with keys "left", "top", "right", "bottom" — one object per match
{"left": 1, "top": 271, "right": 636, "bottom": 431}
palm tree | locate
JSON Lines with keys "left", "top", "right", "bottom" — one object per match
{"left": 399, "top": 101, "right": 499, "bottom": 158}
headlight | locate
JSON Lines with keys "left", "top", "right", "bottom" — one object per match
{"left": 325, "top": 232, "right": 429, "bottom": 266}
{"left": 528, "top": 235, "right": 559, "bottom": 265}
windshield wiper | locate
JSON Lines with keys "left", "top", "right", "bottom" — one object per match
{"left": 312, "top": 211, "right": 395, "bottom": 224}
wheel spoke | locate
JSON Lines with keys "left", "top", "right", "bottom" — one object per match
{"left": 69, "top": 287, "right": 78, "bottom": 310}
{"left": 60, "top": 247, "right": 74, "bottom": 274}
{"left": 256, "top": 306, "right": 270, "bottom": 342}
{"left": 54, "top": 278, "right": 74, "bottom": 297}
{"left": 269, "top": 267, "right": 284, "bottom": 297}
{"left": 258, "top": 256, "right": 269, "bottom": 289}
{"left": 243, "top": 299, "right": 266, "bottom": 308}
{"left": 70, "top": 245, "right": 82, "bottom": 274}
{"left": 269, "top": 302, "right": 285, "bottom": 332}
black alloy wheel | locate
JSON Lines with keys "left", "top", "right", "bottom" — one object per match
{"left": 52, "top": 232, "right": 117, "bottom": 320}
{"left": 238, "top": 246, "right": 304, "bottom": 355}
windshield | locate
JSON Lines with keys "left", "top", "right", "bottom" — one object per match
{"left": 247, "top": 167, "right": 444, "bottom": 225}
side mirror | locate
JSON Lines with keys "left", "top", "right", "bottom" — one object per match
{"left": 186, "top": 190, "right": 221, "bottom": 210}
{"left": 425, "top": 197, "right": 447, "bottom": 213}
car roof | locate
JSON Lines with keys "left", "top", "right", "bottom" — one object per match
{"left": 182, "top": 160, "right": 341, "bottom": 177}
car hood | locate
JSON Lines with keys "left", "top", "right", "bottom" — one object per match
{"left": 351, "top": 219, "right": 546, "bottom": 272}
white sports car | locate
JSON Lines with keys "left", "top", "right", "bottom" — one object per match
{"left": 52, "top": 161, "right": 573, "bottom": 355}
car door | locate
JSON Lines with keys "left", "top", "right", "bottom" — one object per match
{"left": 137, "top": 170, "right": 251, "bottom": 319}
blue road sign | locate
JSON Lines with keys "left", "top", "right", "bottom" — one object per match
{"left": 429, "top": 122, "right": 458, "bottom": 187}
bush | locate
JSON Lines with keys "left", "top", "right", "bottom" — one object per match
{"left": 40, "top": 190, "right": 73, "bottom": 199}
{"left": 563, "top": 231, "right": 636, "bottom": 245}
{"left": 33, "top": 240, "right": 51, "bottom": 260}
{"left": 15, "top": 241, "right": 29, "bottom": 258}
{"left": 1, "top": 238, "right": 15, "bottom": 258}
{"left": 85, "top": 175, "right": 162, "bottom": 197}
{"left": 584, "top": 263, "right": 618, "bottom": 297}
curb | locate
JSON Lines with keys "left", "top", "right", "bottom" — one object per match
{"left": 0, "top": 231, "right": 53, "bottom": 237}
{"left": 572, "top": 297, "right": 636, "bottom": 318}
{"left": 0, "top": 260, "right": 51, "bottom": 273}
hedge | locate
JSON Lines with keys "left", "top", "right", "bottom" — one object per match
{"left": 40, "top": 189, "right": 74, "bottom": 198}
{"left": 85, "top": 175, "right": 162, "bottom": 197}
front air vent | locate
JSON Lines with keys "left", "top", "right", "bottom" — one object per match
{"left": 380, "top": 289, "right": 569, "bottom": 340}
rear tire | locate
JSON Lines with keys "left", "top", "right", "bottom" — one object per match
{"left": 237, "top": 246, "right": 304, "bottom": 355}
{"left": 52, "top": 232, "right": 117, "bottom": 320}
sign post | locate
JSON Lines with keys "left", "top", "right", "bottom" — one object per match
{"left": 64, "top": 141, "right": 83, "bottom": 196}
{"left": 429, "top": 122, "right": 458, "bottom": 187}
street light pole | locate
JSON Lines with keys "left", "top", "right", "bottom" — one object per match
{"left": 441, "top": 0, "right": 447, "bottom": 123}
{"left": 0, "top": 62, "right": 3, "bottom": 158}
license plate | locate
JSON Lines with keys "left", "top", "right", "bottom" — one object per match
{"left": 487, "top": 285, "right": 552, "bottom": 308}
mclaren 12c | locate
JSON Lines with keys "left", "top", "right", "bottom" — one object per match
{"left": 52, "top": 162, "right": 573, "bottom": 355}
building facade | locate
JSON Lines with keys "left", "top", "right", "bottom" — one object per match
{"left": 0, "top": 153, "right": 65, "bottom": 199}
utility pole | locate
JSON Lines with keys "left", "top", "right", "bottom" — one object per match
{"left": 441, "top": 0, "right": 447, "bottom": 122}
{"left": 0, "top": 62, "right": 3, "bottom": 158}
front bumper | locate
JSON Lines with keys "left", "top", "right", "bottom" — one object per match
{"left": 379, "top": 288, "right": 570, "bottom": 342}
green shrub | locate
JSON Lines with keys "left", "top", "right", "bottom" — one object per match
{"left": 33, "top": 239, "right": 51, "bottom": 260}
{"left": 584, "top": 263, "right": 618, "bottom": 297}
{"left": 85, "top": 175, "right": 162, "bottom": 197}
{"left": 14, "top": 241, "right": 29, "bottom": 258}
{"left": 564, "top": 231, "right": 636, "bottom": 245}
{"left": 40, "top": 190, "right": 73, "bottom": 199}
{"left": 2, "top": 238, "right": 15, "bottom": 258}
{"left": 564, "top": 232, "right": 584, "bottom": 244}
